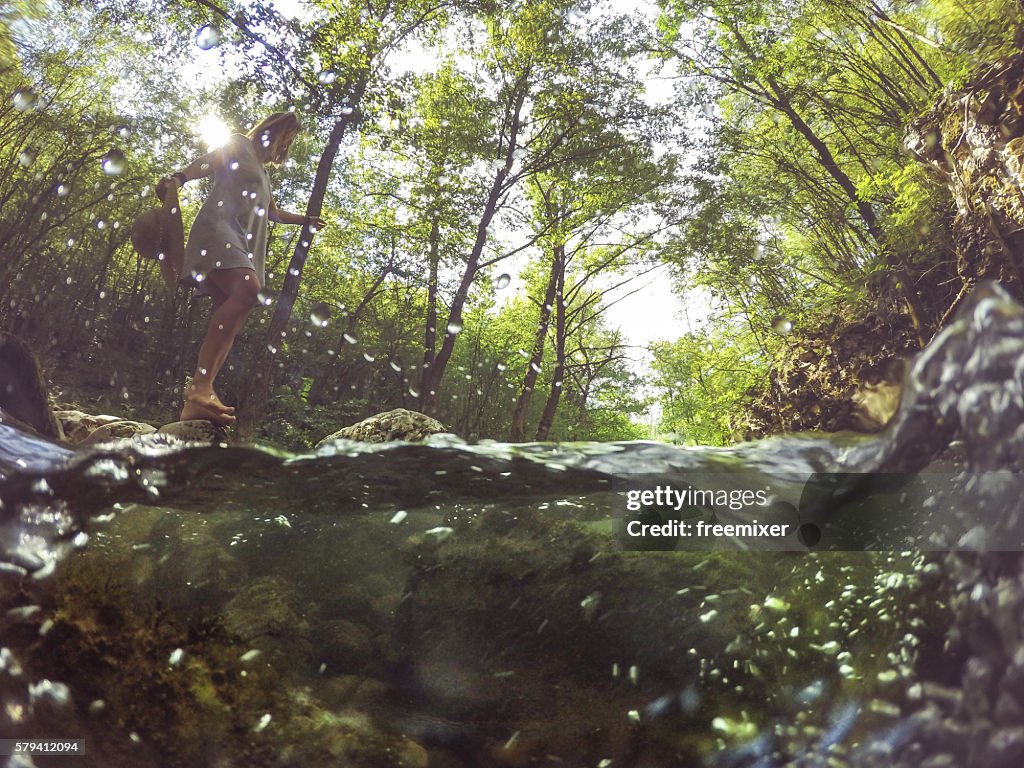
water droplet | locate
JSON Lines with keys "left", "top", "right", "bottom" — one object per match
{"left": 310, "top": 302, "right": 330, "bottom": 326}
{"left": 389, "top": 359, "right": 402, "bottom": 372}
{"left": 101, "top": 149, "right": 126, "bottom": 175}
{"left": 257, "top": 290, "right": 274, "bottom": 306}
{"left": 195, "top": 24, "right": 221, "bottom": 50}
{"left": 116, "top": 124, "right": 132, "bottom": 139}
{"left": 13, "top": 88, "right": 38, "bottom": 111}
{"left": 318, "top": 70, "right": 337, "bottom": 84}
{"left": 771, "top": 316, "right": 793, "bottom": 336}
{"left": 496, "top": 362, "right": 507, "bottom": 372}
{"left": 340, "top": 105, "right": 354, "bottom": 115}
{"left": 495, "top": 273, "right": 511, "bottom": 289}
{"left": 343, "top": 333, "right": 358, "bottom": 344}
{"left": 18, "top": 148, "right": 35, "bottom": 167}
{"left": 447, "top": 321, "right": 463, "bottom": 334}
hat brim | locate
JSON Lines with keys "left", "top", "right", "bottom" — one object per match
{"left": 130, "top": 185, "right": 185, "bottom": 291}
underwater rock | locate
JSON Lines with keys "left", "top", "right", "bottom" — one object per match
{"left": 393, "top": 504, "right": 938, "bottom": 765}
{"left": 79, "top": 419, "right": 157, "bottom": 445}
{"left": 157, "top": 419, "right": 228, "bottom": 444}
{"left": 223, "top": 576, "right": 314, "bottom": 675}
{"left": 315, "top": 408, "right": 447, "bottom": 448}
{"left": 0, "top": 331, "right": 63, "bottom": 439}
{"left": 317, "top": 619, "right": 376, "bottom": 674}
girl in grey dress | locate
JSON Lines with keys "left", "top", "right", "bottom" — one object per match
{"left": 156, "top": 112, "right": 326, "bottom": 426}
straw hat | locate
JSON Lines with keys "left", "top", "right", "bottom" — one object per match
{"left": 131, "top": 180, "right": 184, "bottom": 290}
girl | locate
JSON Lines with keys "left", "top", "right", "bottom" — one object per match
{"left": 158, "top": 111, "right": 326, "bottom": 427}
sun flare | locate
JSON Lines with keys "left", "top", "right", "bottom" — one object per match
{"left": 197, "top": 114, "right": 231, "bottom": 148}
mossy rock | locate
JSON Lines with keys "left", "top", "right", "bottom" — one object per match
{"left": 80, "top": 419, "right": 157, "bottom": 445}
{"left": 315, "top": 408, "right": 447, "bottom": 448}
{"left": 157, "top": 419, "right": 229, "bottom": 444}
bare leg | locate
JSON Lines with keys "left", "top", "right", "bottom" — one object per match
{"left": 181, "top": 268, "right": 260, "bottom": 425}
{"left": 197, "top": 288, "right": 235, "bottom": 415}
{"left": 195, "top": 290, "right": 234, "bottom": 415}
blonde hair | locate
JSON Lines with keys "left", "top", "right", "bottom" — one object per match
{"left": 247, "top": 111, "right": 301, "bottom": 163}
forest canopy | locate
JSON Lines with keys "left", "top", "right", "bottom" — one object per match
{"left": 1, "top": 0, "right": 1020, "bottom": 448}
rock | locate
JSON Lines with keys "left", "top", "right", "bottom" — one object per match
{"left": 79, "top": 419, "right": 157, "bottom": 445}
{"left": 906, "top": 52, "right": 1024, "bottom": 289}
{"left": 316, "top": 674, "right": 390, "bottom": 711}
{"left": 315, "top": 408, "right": 446, "bottom": 448}
{"left": 157, "top": 419, "right": 228, "bottom": 443}
{"left": 317, "top": 619, "right": 375, "bottom": 674}
{"left": 223, "top": 576, "right": 313, "bottom": 672}
{"left": 53, "top": 410, "right": 123, "bottom": 444}
{"left": 0, "top": 332, "right": 63, "bottom": 439}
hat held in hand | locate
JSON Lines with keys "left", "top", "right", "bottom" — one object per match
{"left": 131, "top": 179, "right": 184, "bottom": 291}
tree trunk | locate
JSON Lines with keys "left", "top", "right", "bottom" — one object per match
{"left": 306, "top": 266, "right": 389, "bottom": 406}
{"left": 418, "top": 79, "right": 528, "bottom": 414}
{"left": 417, "top": 214, "right": 440, "bottom": 402}
{"left": 235, "top": 99, "right": 363, "bottom": 440}
{"left": 509, "top": 242, "right": 561, "bottom": 441}
{"left": 535, "top": 253, "right": 566, "bottom": 441}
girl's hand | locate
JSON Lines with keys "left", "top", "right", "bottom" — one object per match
{"left": 155, "top": 176, "right": 179, "bottom": 202}
{"left": 306, "top": 216, "right": 328, "bottom": 230}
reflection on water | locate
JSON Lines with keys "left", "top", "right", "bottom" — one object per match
{"left": 1, "top": 283, "right": 1023, "bottom": 766}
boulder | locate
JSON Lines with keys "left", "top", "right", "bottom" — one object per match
{"left": 157, "top": 419, "right": 229, "bottom": 444}
{"left": 54, "top": 410, "right": 123, "bottom": 444}
{"left": 80, "top": 419, "right": 157, "bottom": 445}
{"left": 315, "top": 408, "right": 446, "bottom": 449}
{"left": 0, "top": 332, "right": 63, "bottom": 439}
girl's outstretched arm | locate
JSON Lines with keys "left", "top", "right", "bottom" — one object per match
{"left": 268, "top": 198, "right": 327, "bottom": 229}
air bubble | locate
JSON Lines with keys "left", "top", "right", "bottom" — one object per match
{"left": 13, "top": 88, "right": 38, "bottom": 111}
{"left": 101, "top": 149, "right": 127, "bottom": 175}
{"left": 310, "top": 303, "right": 330, "bottom": 326}
{"left": 195, "top": 24, "right": 221, "bottom": 50}
{"left": 495, "top": 273, "right": 511, "bottom": 289}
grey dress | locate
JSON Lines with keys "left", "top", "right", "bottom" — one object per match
{"left": 182, "top": 133, "right": 271, "bottom": 297}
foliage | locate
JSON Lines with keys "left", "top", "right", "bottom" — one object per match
{"left": 650, "top": 321, "right": 769, "bottom": 445}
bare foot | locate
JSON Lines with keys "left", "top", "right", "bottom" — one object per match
{"left": 181, "top": 396, "right": 236, "bottom": 427}
{"left": 207, "top": 392, "right": 236, "bottom": 414}
{"left": 185, "top": 388, "right": 235, "bottom": 415}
